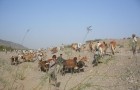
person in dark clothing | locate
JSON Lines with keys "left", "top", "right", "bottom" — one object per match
{"left": 92, "top": 48, "right": 101, "bottom": 66}
{"left": 56, "top": 54, "right": 65, "bottom": 74}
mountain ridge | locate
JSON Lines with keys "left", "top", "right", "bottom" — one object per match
{"left": 0, "top": 39, "right": 28, "bottom": 49}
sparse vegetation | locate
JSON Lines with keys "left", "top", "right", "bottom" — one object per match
{"left": 0, "top": 38, "right": 140, "bottom": 90}
{"left": 33, "top": 73, "right": 50, "bottom": 90}
{"left": 14, "top": 68, "right": 26, "bottom": 80}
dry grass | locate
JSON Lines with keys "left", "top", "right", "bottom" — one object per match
{"left": 0, "top": 39, "right": 140, "bottom": 90}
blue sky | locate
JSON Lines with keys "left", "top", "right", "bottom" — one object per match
{"left": 0, "top": 0, "right": 140, "bottom": 49}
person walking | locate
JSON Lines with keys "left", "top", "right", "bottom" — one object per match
{"left": 48, "top": 55, "right": 57, "bottom": 86}
{"left": 131, "top": 34, "right": 137, "bottom": 55}
{"left": 56, "top": 54, "right": 65, "bottom": 74}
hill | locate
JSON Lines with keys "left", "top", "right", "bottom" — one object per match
{"left": 0, "top": 39, "right": 28, "bottom": 50}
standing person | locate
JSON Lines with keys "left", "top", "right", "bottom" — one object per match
{"left": 97, "top": 41, "right": 101, "bottom": 49}
{"left": 77, "top": 43, "right": 82, "bottom": 52}
{"left": 48, "top": 55, "right": 57, "bottom": 86}
{"left": 95, "top": 41, "right": 102, "bottom": 56}
{"left": 56, "top": 54, "right": 65, "bottom": 74}
{"left": 92, "top": 47, "right": 100, "bottom": 66}
{"left": 89, "top": 42, "right": 93, "bottom": 52}
{"left": 60, "top": 43, "right": 64, "bottom": 51}
{"left": 131, "top": 34, "right": 137, "bottom": 55}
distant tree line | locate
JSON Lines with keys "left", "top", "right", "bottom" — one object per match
{"left": 0, "top": 45, "right": 14, "bottom": 51}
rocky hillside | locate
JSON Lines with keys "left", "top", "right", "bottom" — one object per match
{"left": 0, "top": 39, "right": 28, "bottom": 49}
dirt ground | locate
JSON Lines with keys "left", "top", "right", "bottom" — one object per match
{"left": 0, "top": 39, "right": 140, "bottom": 90}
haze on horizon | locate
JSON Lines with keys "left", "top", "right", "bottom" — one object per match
{"left": 0, "top": 0, "right": 140, "bottom": 49}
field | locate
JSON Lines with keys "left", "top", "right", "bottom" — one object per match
{"left": 0, "top": 39, "right": 140, "bottom": 90}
